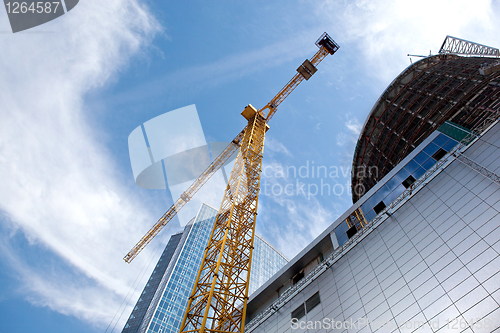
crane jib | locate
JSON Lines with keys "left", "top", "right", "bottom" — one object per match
{"left": 123, "top": 33, "right": 339, "bottom": 284}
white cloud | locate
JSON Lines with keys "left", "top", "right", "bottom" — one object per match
{"left": 265, "top": 137, "right": 292, "bottom": 157}
{"left": 346, "top": 118, "right": 362, "bottom": 136}
{"left": 336, "top": 114, "right": 362, "bottom": 147}
{"left": 317, "top": 0, "right": 500, "bottom": 82}
{"left": 258, "top": 190, "right": 335, "bottom": 259}
{"left": 0, "top": 0, "right": 162, "bottom": 328}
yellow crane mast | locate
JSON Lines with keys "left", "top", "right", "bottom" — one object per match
{"left": 124, "top": 32, "right": 339, "bottom": 333}
{"left": 179, "top": 32, "right": 338, "bottom": 333}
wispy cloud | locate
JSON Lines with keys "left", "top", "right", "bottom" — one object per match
{"left": 258, "top": 189, "right": 335, "bottom": 259}
{"left": 316, "top": 0, "right": 500, "bottom": 83}
{"left": 102, "top": 32, "right": 318, "bottom": 108}
{"left": 336, "top": 113, "right": 362, "bottom": 147}
{"left": 265, "top": 137, "right": 292, "bottom": 157}
{"left": 346, "top": 118, "right": 362, "bottom": 136}
{"left": 0, "top": 0, "right": 161, "bottom": 328}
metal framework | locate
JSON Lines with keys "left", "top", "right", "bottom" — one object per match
{"left": 261, "top": 33, "right": 339, "bottom": 122}
{"left": 351, "top": 53, "right": 500, "bottom": 202}
{"left": 345, "top": 208, "right": 367, "bottom": 229}
{"left": 439, "top": 35, "right": 499, "bottom": 57}
{"left": 124, "top": 33, "right": 339, "bottom": 264}
{"left": 123, "top": 33, "right": 338, "bottom": 333}
{"left": 178, "top": 33, "right": 339, "bottom": 333}
{"left": 179, "top": 112, "right": 266, "bottom": 333}
{"left": 246, "top": 116, "right": 499, "bottom": 333}
{"left": 453, "top": 150, "right": 500, "bottom": 185}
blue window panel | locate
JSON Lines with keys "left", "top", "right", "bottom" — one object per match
{"left": 364, "top": 209, "right": 376, "bottom": 222}
{"left": 423, "top": 142, "right": 440, "bottom": 156}
{"left": 432, "top": 133, "right": 451, "bottom": 147}
{"left": 335, "top": 221, "right": 349, "bottom": 234}
{"left": 334, "top": 222, "right": 349, "bottom": 246}
{"left": 377, "top": 184, "right": 392, "bottom": 200}
{"left": 337, "top": 233, "right": 348, "bottom": 247}
{"left": 421, "top": 157, "right": 437, "bottom": 171}
{"left": 362, "top": 194, "right": 379, "bottom": 212}
{"left": 412, "top": 167, "right": 426, "bottom": 179}
{"left": 413, "top": 151, "right": 430, "bottom": 165}
{"left": 394, "top": 168, "right": 410, "bottom": 182}
{"left": 384, "top": 184, "right": 405, "bottom": 204}
{"left": 360, "top": 202, "right": 372, "bottom": 217}
{"left": 385, "top": 176, "right": 400, "bottom": 192}
{"left": 404, "top": 159, "right": 420, "bottom": 174}
{"left": 443, "top": 139, "right": 458, "bottom": 152}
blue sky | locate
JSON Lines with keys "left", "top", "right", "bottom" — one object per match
{"left": 0, "top": 0, "right": 499, "bottom": 332}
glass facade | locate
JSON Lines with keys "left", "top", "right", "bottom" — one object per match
{"left": 246, "top": 120, "right": 500, "bottom": 333}
{"left": 122, "top": 233, "right": 183, "bottom": 333}
{"left": 148, "top": 204, "right": 216, "bottom": 333}
{"left": 249, "top": 235, "right": 288, "bottom": 296}
{"left": 122, "top": 203, "right": 287, "bottom": 333}
{"left": 335, "top": 131, "right": 460, "bottom": 247}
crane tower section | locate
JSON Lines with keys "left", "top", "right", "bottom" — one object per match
{"left": 179, "top": 110, "right": 266, "bottom": 333}
{"left": 179, "top": 33, "right": 339, "bottom": 333}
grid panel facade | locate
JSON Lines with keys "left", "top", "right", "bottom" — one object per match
{"left": 249, "top": 235, "right": 288, "bottom": 296}
{"left": 252, "top": 123, "right": 500, "bottom": 333}
{"left": 147, "top": 204, "right": 217, "bottom": 333}
{"left": 124, "top": 204, "right": 289, "bottom": 333}
{"left": 122, "top": 233, "right": 183, "bottom": 333}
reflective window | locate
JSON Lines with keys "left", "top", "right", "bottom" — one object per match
{"left": 421, "top": 157, "right": 437, "bottom": 171}
{"left": 404, "top": 159, "right": 420, "bottom": 174}
{"left": 385, "top": 184, "right": 405, "bottom": 203}
{"left": 364, "top": 209, "right": 376, "bottom": 222}
{"left": 443, "top": 139, "right": 458, "bottom": 152}
{"left": 423, "top": 142, "right": 440, "bottom": 156}
{"left": 377, "top": 184, "right": 392, "bottom": 200}
{"left": 352, "top": 132, "right": 460, "bottom": 244}
{"left": 334, "top": 222, "right": 350, "bottom": 247}
{"left": 432, "top": 133, "right": 450, "bottom": 147}
{"left": 414, "top": 151, "right": 430, "bottom": 165}
{"left": 412, "top": 167, "right": 426, "bottom": 179}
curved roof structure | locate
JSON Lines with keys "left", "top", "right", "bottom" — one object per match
{"left": 351, "top": 54, "right": 500, "bottom": 202}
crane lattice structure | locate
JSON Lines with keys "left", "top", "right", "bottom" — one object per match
{"left": 439, "top": 35, "right": 499, "bottom": 57}
{"left": 123, "top": 32, "right": 339, "bottom": 333}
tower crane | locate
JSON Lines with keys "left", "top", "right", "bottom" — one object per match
{"left": 124, "top": 32, "right": 339, "bottom": 333}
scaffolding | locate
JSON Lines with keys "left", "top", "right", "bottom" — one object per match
{"left": 352, "top": 54, "right": 500, "bottom": 202}
{"left": 439, "top": 36, "right": 500, "bottom": 57}
{"left": 247, "top": 115, "right": 499, "bottom": 333}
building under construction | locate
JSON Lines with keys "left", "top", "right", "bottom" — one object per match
{"left": 244, "top": 36, "right": 500, "bottom": 333}
{"left": 121, "top": 35, "right": 500, "bottom": 333}
{"left": 351, "top": 36, "right": 500, "bottom": 202}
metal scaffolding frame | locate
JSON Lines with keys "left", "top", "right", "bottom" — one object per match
{"left": 439, "top": 35, "right": 500, "bottom": 57}
{"left": 352, "top": 54, "right": 500, "bottom": 202}
{"left": 453, "top": 151, "right": 500, "bottom": 185}
{"left": 246, "top": 117, "right": 499, "bottom": 333}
